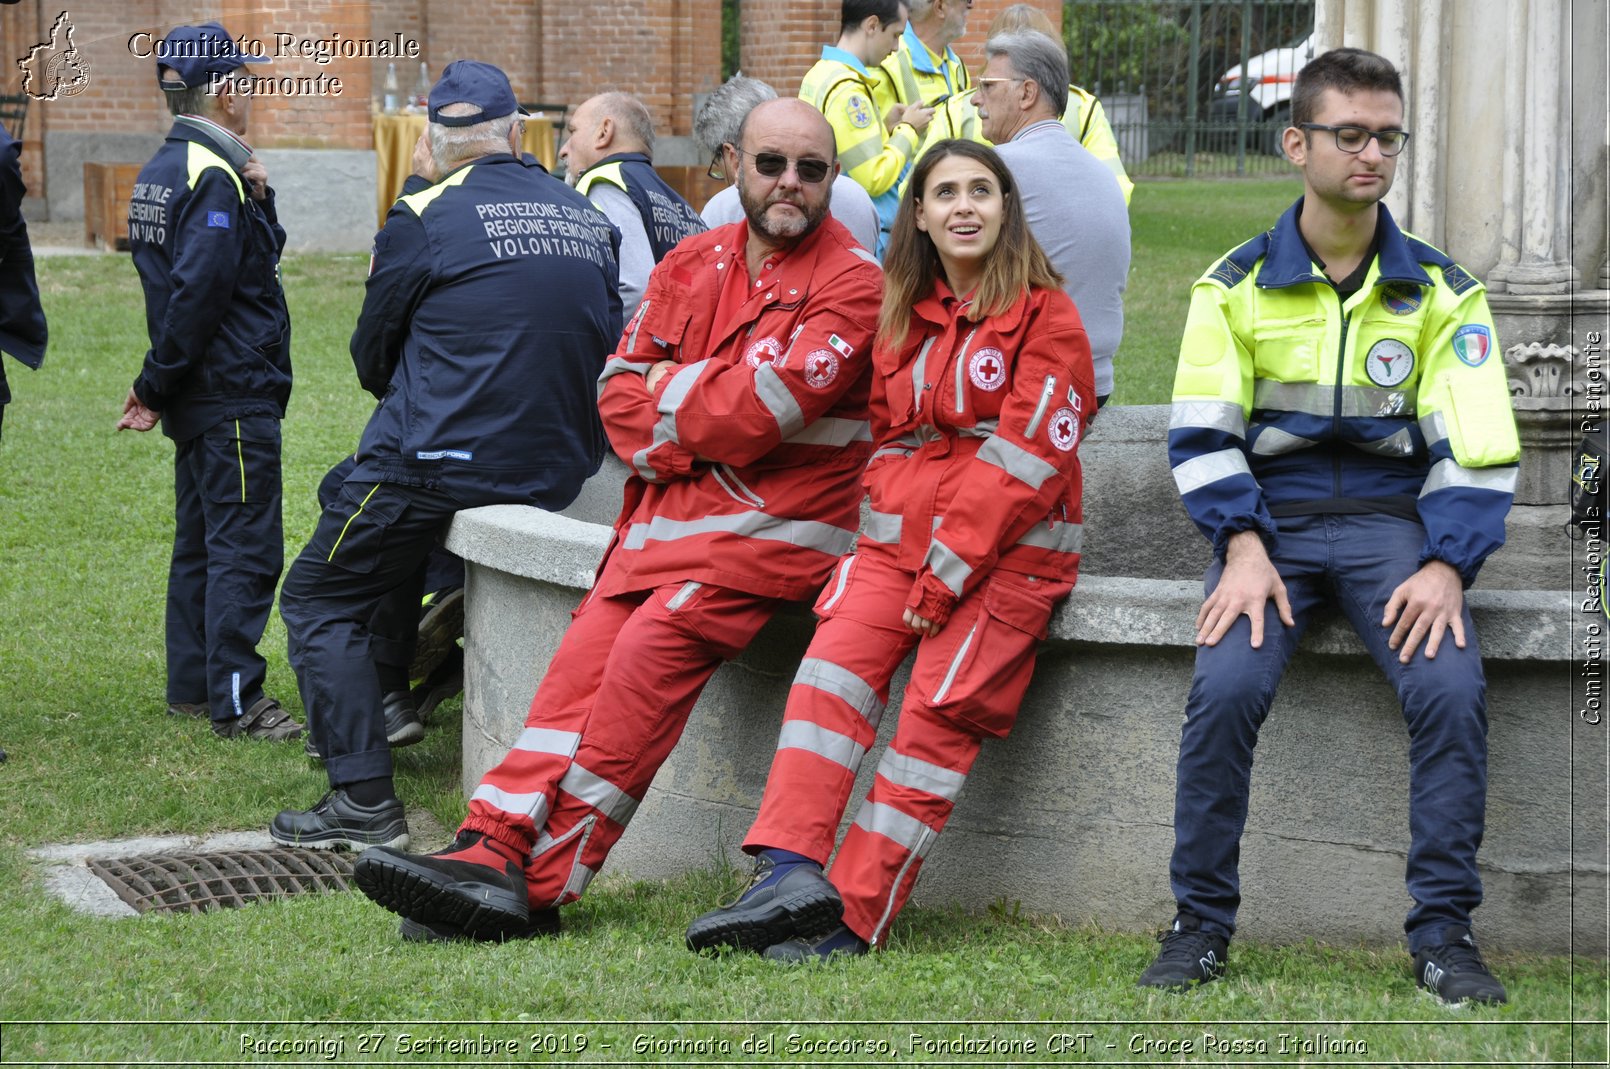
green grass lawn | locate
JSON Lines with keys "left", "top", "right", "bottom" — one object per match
{"left": 0, "top": 183, "right": 1604, "bottom": 1065}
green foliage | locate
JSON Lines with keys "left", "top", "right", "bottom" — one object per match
{"left": 723, "top": 0, "right": 741, "bottom": 81}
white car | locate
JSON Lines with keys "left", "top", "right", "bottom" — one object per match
{"left": 1210, "top": 34, "right": 1315, "bottom": 155}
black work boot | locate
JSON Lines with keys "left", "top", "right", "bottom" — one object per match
{"left": 354, "top": 830, "right": 530, "bottom": 937}
{"left": 685, "top": 854, "right": 843, "bottom": 953}
{"left": 1137, "top": 913, "right": 1229, "bottom": 991}
{"left": 269, "top": 789, "right": 408, "bottom": 851}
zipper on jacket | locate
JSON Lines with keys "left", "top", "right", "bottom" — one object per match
{"left": 953, "top": 328, "right": 979, "bottom": 414}
{"left": 713, "top": 463, "right": 766, "bottom": 508}
{"left": 1330, "top": 285, "right": 1350, "bottom": 501}
{"left": 1024, "top": 375, "right": 1057, "bottom": 439}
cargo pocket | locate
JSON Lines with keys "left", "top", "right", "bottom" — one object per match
{"left": 921, "top": 575, "right": 1054, "bottom": 738}
{"left": 201, "top": 417, "right": 281, "bottom": 506}
{"left": 811, "top": 554, "right": 859, "bottom": 621}
{"left": 315, "top": 481, "right": 407, "bottom": 574}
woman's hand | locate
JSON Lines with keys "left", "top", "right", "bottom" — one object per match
{"left": 903, "top": 607, "right": 941, "bottom": 637}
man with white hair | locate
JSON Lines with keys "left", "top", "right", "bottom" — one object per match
{"left": 696, "top": 74, "right": 879, "bottom": 252}
{"left": 271, "top": 60, "right": 622, "bottom": 850}
{"left": 975, "top": 29, "right": 1129, "bottom": 405}
{"left": 560, "top": 91, "right": 705, "bottom": 310}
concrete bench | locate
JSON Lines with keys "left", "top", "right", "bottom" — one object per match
{"left": 445, "top": 407, "right": 1600, "bottom": 954}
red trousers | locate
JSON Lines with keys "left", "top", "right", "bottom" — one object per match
{"left": 744, "top": 550, "right": 1069, "bottom": 946}
{"left": 462, "top": 577, "right": 781, "bottom": 908}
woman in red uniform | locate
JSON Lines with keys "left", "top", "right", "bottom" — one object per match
{"left": 687, "top": 139, "right": 1096, "bottom": 960}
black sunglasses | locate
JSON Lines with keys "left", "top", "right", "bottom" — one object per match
{"left": 732, "top": 146, "right": 831, "bottom": 184}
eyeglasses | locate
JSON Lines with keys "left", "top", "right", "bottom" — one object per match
{"left": 706, "top": 151, "right": 726, "bottom": 182}
{"left": 732, "top": 146, "right": 832, "bottom": 184}
{"left": 1298, "top": 123, "right": 1411, "bottom": 156}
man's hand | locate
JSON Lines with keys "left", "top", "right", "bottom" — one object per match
{"left": 901, "top": 102, "right": 936, "bottom": 132}
{"left": 644, "top": 360, "right": 677, "bottom": 393}
{"left": 116, "top": 387, "right": 159, "bottom": 432}
{"left": 884, "top": 103, "right": 907, "bottom": 132}
{"left": 242, "top": 156, "right": 268, "bottom": 201}
{"left": 903, "top": 606, "right": 941, "bottom": 637}
{"left": 1196, "top": 529, "right": 1293, "bottom": 648}
{"left": 1383, "top": 559, "right": 1465, "bottom": 662}
{"left": 411, "top": 133, "right": 439, "bottom": 183}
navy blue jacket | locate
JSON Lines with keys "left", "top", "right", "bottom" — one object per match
{"left": 349, "top": 152, "right": 622, "bottom": 509}
{"left": 128, "top": 118, "right": 292, "bottom": 441}
{"left": 574, "top": 152, "right": 705, "bottom": 262}
{"left": 0, "top": 121, "right": 47, "bottom": 412}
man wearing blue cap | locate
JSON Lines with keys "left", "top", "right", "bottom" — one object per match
{"left": 270, "top": 60, "right": 622, "bottom": 851}
{"left": 118, "top": 22, "right": 300, "bottom": 741}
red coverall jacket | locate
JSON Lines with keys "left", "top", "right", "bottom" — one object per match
{"left": 859, "top": 282, "right": 1096, "bottom": 626}
{"left": 595, "top": 216, "right": 884, "bottom": 602}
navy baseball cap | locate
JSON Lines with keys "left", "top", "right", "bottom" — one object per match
{"left": 428, "top": 60, "right": 529, "bottom": 127}
{"left": 155, "top": 22, "right": 269, "bottom": 90}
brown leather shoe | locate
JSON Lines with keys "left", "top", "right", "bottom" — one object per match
{"left": 212, "top": 697, "right": 304, "bottom": 741}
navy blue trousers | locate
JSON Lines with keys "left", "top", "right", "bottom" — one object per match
{"left": 279, "top": 479, "right": 458, "bottom": 787}
{"left": 165, "top": 416, "right": 284, "bottom": 723}
{"left": 1169, "top": 513, "right": 1488, "bottom": 953}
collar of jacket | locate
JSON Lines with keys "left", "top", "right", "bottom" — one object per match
{"left": 900, "top": 24, "right": 957, "bottom": 76}
{"left": 821, "top": 44, "right": 873, "bottom": 77}
{"left": 910, "top": 276, "right": 1032, "bottom": 334}
{"left": 170, "top": 115, "right": 253, "bottom": 172}
{"left": 1257, "top": 196, "right": 1432, "bottom": 291}
{"left": 584, "top": 151, "right": 653, "bottom": 176}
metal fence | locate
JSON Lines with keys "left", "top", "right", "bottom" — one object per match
{"left": 1063, "top": 0, "right": 1315, "bottom": 178}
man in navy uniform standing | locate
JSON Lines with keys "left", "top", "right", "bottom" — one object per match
{"left": 271, "top": 61, "right": 621, "bottom": 851}
{"left": 119, "top": 23, "right": 298, "bottom": 741}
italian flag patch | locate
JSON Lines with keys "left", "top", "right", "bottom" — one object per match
{"left": 827, "top": 333, "right": 855, "bottom": 359}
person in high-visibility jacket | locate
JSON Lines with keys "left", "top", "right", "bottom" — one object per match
{"left": 1138, "top": 48, "right": 1517, "bottom": 1007}
{"left": 350, "top": 101, "right": 886, "bottom": 944}
{"left": 879, "top": 0, "right": 977, "bottom": 201}
{"left": 800, "top": 0, "right": 934, "bottom": 253}
{"left": 684, "top": 139, "right": 1095, "bottom": 962}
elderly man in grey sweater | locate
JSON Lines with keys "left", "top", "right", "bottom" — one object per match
{"left": 976, "top": 30, "right": 1130, "bottom": 405}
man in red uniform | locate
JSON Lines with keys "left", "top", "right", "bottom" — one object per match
{"left": 352, "top": 99, "right": 885, "bottom": 941}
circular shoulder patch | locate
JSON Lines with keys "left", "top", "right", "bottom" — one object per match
{"left": 1380, "top": 283, "right": 1423, "bottom": 316}
{"left": 968, "top": 347, "right": 1007, "bottom": 391}
{"left": 1049, "top": 407, "right": 1080, "bottom": 452}
{"left": 745, "top": 336, "right": 784, "bottom": 369}
{"left": 804, "top": 349, "right": 840, "bottom": 389}
{"left": 844, "top": 93, "right": 874, "bottom": 130}
{"left": 1364, "top": 338, "right": 1415, "bottom": 387}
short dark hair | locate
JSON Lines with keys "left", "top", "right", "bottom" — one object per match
{"left": 1291, "top": 47, "right": 1403, "bottom": 127}
{"left": 841, "top": 0, "right": 904, "bottom": 36}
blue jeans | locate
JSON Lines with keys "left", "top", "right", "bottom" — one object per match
{"left": 1169, "top": 513, "right": 1488, "bottom": 953}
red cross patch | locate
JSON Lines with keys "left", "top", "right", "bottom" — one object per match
{"left": 745, "top": 336, "right": 785, "bottom": 369}
{"left": 804, "top": 349, "right": 840, "bottom": 389}
{"left": 968, "top": 347, "right": 1006, "bottom": 391}
{"left": 1049, "top": 406, "right": 1079, "bottom": 452}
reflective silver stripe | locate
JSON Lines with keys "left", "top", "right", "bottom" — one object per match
{"left": 1419, "top": 410, "right": 1449, "bottom": 448}
{"left": 871, "top": 445, "right": 915, "bottom": 462}
{"left": 1171, "top": 448, "right": 1252, "bottom": 496}
{"left": 1253, "top": 380, "right": 1415, "bottom": 419}
{"left": 1015, "top": 519, "right": 1083, "bottom": 554}
{"left": 930, "top": 619, "right": 977, "bottom": 702}
{"left": 470, "top": 783, "right": 550, "bottom": 826}
{"left": 1024, "top": 375, "right": 1057, "bottom": 438}
{"left": 839, "top": 135, "right": 882, "bottom": 172}
{"left": 532, "top": 817, "right": 598, "bottom": 907}
{"left": 1170, "top": 399, "right": 1247, "bottom": 438}
{"left": 557, "top": 763, "right": 639, "bottom": 826}
{"left": 1250, "top": 427, "right": 1317, "bottom": 456}
{"left": 853, "top": 800, "right": 935, "bottom": 854}
{"left": 784, "top": 417, "right": 873, "bottom": 447}
{"left": 713, "top": 464, "right": 766, "bottom": 508}
{"left": 1355, "top": 427, "right": 1417, "bottom": 457}
{"left": 958, "top": 419, "right": 998, "bottom": 439}
{"left": 511, "top": 728, "right": 581, "bottom": 757}
{"left": 666, "top": 580, "right": 703, "bottom": 611}
{"left": 1420, "top": 459, "right": 1519, "bottom": 497}
{"left": 878, "top": 750, "right": 966, "bottom": 801}
{"left": 653, "top": 357, "right": 713, "bottom": 453}
{"left": 910, "top": 336, "right": 936, "bottom": 407}
{"left": 850, "top": 246, "right": 881, "bottom": 267}
{"left": 622, "top": 510, "right": 856, "bottom": 556}
{"left": 871, "top": 845, "right": 924, "bottom": 947}
{"left": 978, "top": 435, "right": 1058, "bottom": 490}
{"left": 793, "top": 657, "right": 884, "bottom": 726}
{"left": 626, "top": 298, "right": 650, "bottom": 351}
{"left": 630, "top": 444, "right": 659, "bottom": 483}
{"left": 563, "top": 862, "right": 598, "bottom": 899}
{"left": 954, "top": 328, "right": 978, "bottom": 413}
{"left": 598, "top": 355, "right": 650, "bottom": 385}
{"left": 778, "top": 720, "right": 866, "bottom": 772}
{"left": 924, "top": 537, "right": 972, "bottom": 597}
{"left": 754, "top": 363, "right": 806, "bottom": 438}
{"left": 862, "top": 509, "right": 902, "bottom": 544}
{"left": 819, "top": 556, "right": 854, "bottom": 612}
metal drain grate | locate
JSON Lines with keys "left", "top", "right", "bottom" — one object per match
{"left": 87, "top": 849, "right": 354, "bottom": 915}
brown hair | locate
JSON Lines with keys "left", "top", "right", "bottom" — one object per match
{"left": 878, "top": 139, "right": 1063, "bottom": 351}
{"left": 1291, "top": 47, "right": 1403, "bottom": 127}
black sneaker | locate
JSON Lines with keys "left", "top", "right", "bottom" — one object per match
{"left": 1414, "top": 928, "right": 1508, "bottom": 1005}
{"left": 1137, "top": 914, "right": 1228, "bottom": 991}
{"left": 398, "top": 909, "right": 559, "bottom": 943}
{"left": 270, "top": 789, "right": 408, "bottom": 851}
{"left": 353, "top": 831, "right": 530, "bottom": 937}
{"left": 685, "top": 855, "right": 843, "bottom": 953}
{"left": 213, "top": 697, "right": 304, "bottom": 741}
{"left": 762, "top": 924, "right": 868, "bottom": 963}
{"left": 383, "top": 691, "right": 425, "bottom": 747}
